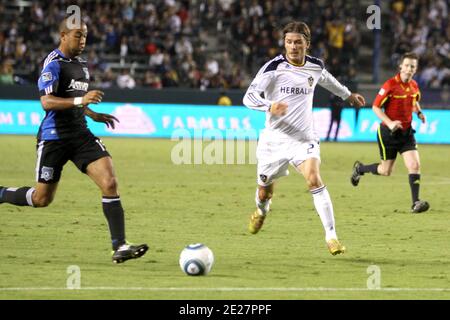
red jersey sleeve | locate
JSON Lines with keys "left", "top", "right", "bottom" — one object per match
{"left": 373, "top": 80, "right": 392, "bottom": 108}
{"left": 412, "top": 80, "right": 421, "bottom": 102}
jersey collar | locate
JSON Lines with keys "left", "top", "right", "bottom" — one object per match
{"left": 55, "top": 48, "right": 67, "bottom": 59}
{"left": 282, "top": 54, "right": 306, "bottom": 67}
{"left": 395, "top": 73, "right": 414, "bottom": 92}
{"left": 395, "top": 73, "right": 411, "bottom": 84}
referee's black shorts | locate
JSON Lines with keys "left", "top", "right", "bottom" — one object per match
{"left": 35, "top": 133, "right": 111, "bottom": 183}
{"left": 376, "top": 124, "right": 417, "bottom": 161}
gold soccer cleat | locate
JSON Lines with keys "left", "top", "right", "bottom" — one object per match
{"left": 327, "top": 239, "right": 346, "bottom": 256}
{"left": 248, "top": 209, "right": 266, "bottom": 234}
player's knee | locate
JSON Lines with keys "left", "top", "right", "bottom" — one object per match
{"left": 408, "top": 162, "right": 420, "bottom": 172}
{"left": 258, "top": 187, "right": 273, "bottom": 201}
{"left": 32, "top": 194, "right": 53, "bottom": 207}
{"left": 305, "top": 175, "right": 322, "bottom": 189}
{"left": 378, "top": 167, "right": 392, "bottom": 176}
{"left": 264, "top": 191, "right": 273, "bottom": 201}
{"left": 101, "top": 177, "right": 118, "bottom": 194}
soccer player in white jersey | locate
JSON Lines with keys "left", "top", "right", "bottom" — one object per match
{"left": 243, "top": 21, "right": 366, "bottom": 255}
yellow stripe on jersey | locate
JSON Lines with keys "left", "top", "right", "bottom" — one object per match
{"left": 378, "top": 126, "right": 387, "bottom": 160}
{"left": 393, "top": 95, "right": 407, "bottom": 98}
{"left": 380, "top": 96, "right": 389, "bottom": 107}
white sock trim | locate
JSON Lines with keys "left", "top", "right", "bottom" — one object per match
{"left": 102, "top": 197, "right": 121, "bottom": 203}
{"left": 26, "top": 187, "right": 35, "bottom": 207}
{"left": 310, "top": 185, "right": 326, "bottom": 195}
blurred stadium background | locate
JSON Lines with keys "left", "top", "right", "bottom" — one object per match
{"left": 0, "top": 0, "right": 448, "bottom": 105}
{"left": 0, "top": 0, "right": 448, "bottom": 143}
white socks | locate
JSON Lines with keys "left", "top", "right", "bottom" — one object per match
{"left": 255, "top": 188, "right": 271, "bottom": 215}
{"left": 311, "top": 186, "right": 337, "bottom": 241}
{"left": 253, "top": 185, "right": 338, "bottom": 240}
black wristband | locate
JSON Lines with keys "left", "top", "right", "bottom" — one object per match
{"left": 417, "top": 111, "right": 423, "bottom": 116}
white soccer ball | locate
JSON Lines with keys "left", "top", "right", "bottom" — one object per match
{"left": 179, "top": 243, "right": 214, "bottom": 276}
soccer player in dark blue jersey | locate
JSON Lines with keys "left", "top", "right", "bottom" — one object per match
{"left": 0, "top": 17, "right": 148, "bottom": 263}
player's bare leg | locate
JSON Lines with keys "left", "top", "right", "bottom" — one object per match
{"left": 298, "top": 158, "right": 345, "bottom": 255}
{"left": 31, "top": 183, "right": 58, "bottom": 207}
{"left": 0, "top": 182, "right": 57, "bottom": 208}
{"left": 402, "top": 150, "right": 429, "bottom": 213}
{"left": 87, "top": 156, "right": 148, "bottom": 263}
{"left": 377, "top": 160, "right": 396, "bottom": 176}
{"left": 249, "top": 183, "right": 273, "bottom": 234}
{"left": 351, "top": 159, "right": 395, "bottom": 186}
{"left": 86, "top": 156, "right": 119, "bottom": 196}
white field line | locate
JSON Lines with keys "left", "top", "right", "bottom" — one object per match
{"left": 0, "top": 287, "right": 449, "bottom": 292}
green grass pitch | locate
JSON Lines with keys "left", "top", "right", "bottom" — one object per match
{"left": 0, "top": 135, "right": 449, "bottom": 299}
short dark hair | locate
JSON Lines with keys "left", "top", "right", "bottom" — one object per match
{"left": 400, "top": 52, "right": 419, "bottom": 64}
{"left": 282, "top": 21, "right": 311, "bottom": 45}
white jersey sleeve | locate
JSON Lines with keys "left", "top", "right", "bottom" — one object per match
{"left": 242, "top": 65, "right": 275, "bottom": 112}
{"left": 318, "top": 68, "right": 352, "bottom": 100}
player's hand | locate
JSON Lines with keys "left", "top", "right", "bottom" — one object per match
{"left": 82, "top": 90, "right": 104, "bottom": 105}
{"left": 347, "top": 93, "right": 365, "bottom": 107}
{"left": 89, "top": 112, "right": 120, "bottom": 129}
{"left": 270, "top": 102, "right": 288, "bottom": 116}
{"left": 418, "top": 112, "right": 426, "bottom": 124}
{"left": 388, "top": 120, "right": 403, "bottom": 132}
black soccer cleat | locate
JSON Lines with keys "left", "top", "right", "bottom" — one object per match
{"left": 350, "top": 161, "right": 363, "bottom": 187}
{"left": 112, "top": 243, "right": 149, "bottom": 264}
{"left": 411, "top": 200, "right": 430, "bottom": 214}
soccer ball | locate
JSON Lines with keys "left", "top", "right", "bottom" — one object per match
{"left": 179, "top": 243, "right": 214, "bottom": 276}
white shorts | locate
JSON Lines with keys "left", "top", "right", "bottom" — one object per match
{"left": 256, "top": 130, "right": 321, "bottom": 186}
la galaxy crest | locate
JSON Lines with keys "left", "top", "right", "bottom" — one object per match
{"left": 308, "top": 76, "right": 314, "bottom": 87}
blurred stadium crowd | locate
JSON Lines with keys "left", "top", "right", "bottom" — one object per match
{"left": 0, "top": 0, "right": 448, "bottom": 90}
{"left": 389, "top": 0, "right": 449, "bottom": 89}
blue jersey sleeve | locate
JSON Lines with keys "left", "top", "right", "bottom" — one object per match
{"left": 38, "top": 60, "right": 60, "bottom": 96}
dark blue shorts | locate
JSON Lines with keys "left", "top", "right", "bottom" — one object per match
{"left": 35, "top": 133, "right": 110, "bottom": 183}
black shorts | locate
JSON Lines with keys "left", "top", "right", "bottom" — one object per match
{"left": 376, "top": 125, "right": 417, "bottom": 160}
{"left": 35, "top": 133, "right": 110, "bottom": 183}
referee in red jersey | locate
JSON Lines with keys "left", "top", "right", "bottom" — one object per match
{"left": 351, "top": 52, "right": 429, "bottom": 213}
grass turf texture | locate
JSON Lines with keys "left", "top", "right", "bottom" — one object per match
{"left": 0, "top": 135, "right": 449, "bottom": 299}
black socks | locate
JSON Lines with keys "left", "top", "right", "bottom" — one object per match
{"left": 0, "top": 186, "right": 34, "bottom": 206}
{"left": 359, "top": 163, "right": 380, "bottom": 175}
{"left": 408, "top": 174, "right": 421, "bottom": 204}
{"left": 102, "top": 196, "right": 126, "bottom": 250}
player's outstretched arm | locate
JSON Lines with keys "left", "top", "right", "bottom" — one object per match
{"left": 40, "top": 94, "right": 83, "bottom": 111}
{"left": 81, "top": 90, "right": 104, "bottom": 106}
{"left": 372, "top": 105, "right": 402, "bottom": 132}
{"left": 40, "top": 90, "right": 104, "bottom": 111}
{"left": 85, "top": 106, "right": 119, "bottom": 129}
{"left": 346, "top": 93, "right": 366, "bottom": 107}
{"left": 414, "top": 102, "right": 426, "bottom": 124}
{"left": 269, "top": 101, "right": 288, "bottom": 116}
